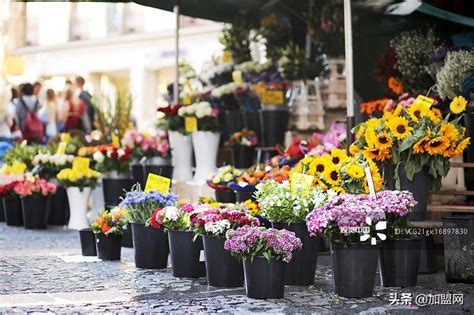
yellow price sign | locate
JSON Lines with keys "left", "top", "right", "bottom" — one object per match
{"left": 232, "top": 70, "right": 243, "bottom": 84}
{"left": 222, "top": 50, "right": 233, "bottom": 63}
{"left": 183, "top": 95, "right": 192, "bottom": 105}
{"left": 72, "top": 157, "right": 90, "bottom": 171}
{"left": 60, "top": 133, "right": 71, "bottom": 143}
{"left": 111, "top": 134, "right": 120, "bottom": 147}
{"left": 413, "top": 95, "right": 434, "bottom": 108}
{"left": 185, "top": 117, "right": 198, "bottom": 133}
{"left": 262, "top": 90, "right": 284, "bottom": 105}
{"left": 291, "top": 172, "right": 314, "bottom": 195}
{"left": 144, "top": 173, "right": 171, "bottom": 196}
{"left": 57, "top": 142, "right": 67, "bottom": 155}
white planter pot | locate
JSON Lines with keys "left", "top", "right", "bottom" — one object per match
{"left": 90, "top": 180, "right": 104, "bottom": 220}
{"left": 66, "top": 187, "right": 92, "bottom": 230}
{"left": 168, "top": 131, "right": 193, "bottom": 181}
{"left": 192, "top": 131, "right": 220, "bottom": 182}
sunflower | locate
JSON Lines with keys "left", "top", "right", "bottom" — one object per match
{"left": 330, "top": 148, "right": 348, "bottom": 165}
{"left": 452, "top": 138, "right": 471, "bottom": 157}
{"left": 323, "top": 164, "right": 341, "bottom": 186}
{"left": 373, "top": 133, "right": 393, "bottom": 150}
{"left": 364, "top": 146, "right": 392, "bottom": 161}
{"left": 430, "top": 108, "right": 442, "bottom": 123}
{"left": 349, "top": 144, "right": 360, "bottom": 155}
{"left": 440, "top": 123, "right": 459, "bottom": 142}
{"left": 450, "top": 96, "right": 468, "bottom": 114}
{"left": 413, "top": 129, "right": 431, "bottom": 154}
{"left": 388, "top": 116, "right": 413, "bottom": 140}
{"left": 407, "top": 102, "right": 431, "bottom": 123}
{"left": 356, "top": 126, "right": 366, "bottom": 138}
{"left": 309, "top": 156, "right": 330, "bottom": 175}
{"left": 425, "top": 136, "right": 451, "bottom": 156}
{"left": 443, "top": 142, "right": 457, "bottom": 158}
{"left": 345, "top": 164, "right": 365, "bottom": 180}
{"left": 331, "top": 186, "right": 346, "bottom": 194}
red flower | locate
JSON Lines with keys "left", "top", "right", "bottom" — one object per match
{"left": 149, "top": 208, "right": 162, "bottom": 228}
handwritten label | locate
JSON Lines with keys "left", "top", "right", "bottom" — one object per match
{"left": 232, "top": 70, "right": 243, "bottom": 84}
{"left": 413, "top": 95, "right": 434, "bottom": 108}
{"left": 262, "top": 90, "right": 284, "bottom": 105}
{"left": 144, "top": 173, "right": 171, "bottom": 196}
{"left": 57, "top": 142, "right": 67, "bottom": 155}
{"left": 111, "top": 134, "right": 120, "bottom": 147}
{"left": 291, "top": 172, "right": 314, "bottom": 194}
{"left": 73, "top": 157, "right": 90, "bottom": 171}
{"left": 185, "top": 117, "right": 198, "bottom": 133}
{"left": 199, "top": 250, "right": 205, "bottom": 262}
{"left": 364, "top": 167, "right": 376, "bottom": 197}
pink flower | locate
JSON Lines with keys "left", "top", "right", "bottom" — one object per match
{"left": 211, "top": 108, "right": 219, "bottom": 117}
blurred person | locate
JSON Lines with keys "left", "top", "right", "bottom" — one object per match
{"left": 39, "top": 89, "right": 58, "bottom": 139}
{"left": 64, "top": 89, "right": 88, "bottom": 132}
{"left": 33, "top": 81, "right": 42, "bottom": 97}
{"left": 56, "top": 90, "right": 67, "bottom": 132}
{"left": 75, "top": 76, "right": 94, "bottom": 130}
{"left": 15, "top": 83, "right": 44, "bottom": 143}
{"left": 0, "top": 87, "right": 14, "bottom": 141}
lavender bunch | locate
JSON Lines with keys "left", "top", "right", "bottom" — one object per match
{"left": 224, "top": 226, "right": 302, "bottom": 263}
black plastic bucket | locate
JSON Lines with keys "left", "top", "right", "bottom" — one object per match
{"left": 398, "top": 168, "right": 429, "bottom": 221}
{"left": 244, "top": 257, "right": 285, "bottom": 299}
{"left": 21, "top": 195, "right": 49, "bottom": 229}
{"left": 131, "top": 164, "right": 145, "bottom": 187}
{"left": 95, "top": 233, "right": 122, "bottom": 261}
{"left": 131, "top": 222, "right": 169, "bottom": 269}
{"left": 215, "top": 189, "right": 236, "bottom": 203}
{"left": 242, "top": 111, "right": 262, "bottom": 145}
{"left": 463, "top": 113, "right": 474, "bottom": 163}
{"left": 235, "top": 190, "right": 255, "bottom": 202}
{"left": 272, "top": 222, "right": 318, "bottom": 285}
{"left": 102, "top": 178, "right": 135, "bottom": 208}
{"left": 48, "top": 187, "right": 69, "bottom": 225}
{"left": 79, "top": 228, "right": 97, "bottom": 256}
{"left": 330, "top": 242, "right": 379, "bottom": 298}
{"left": 259, "top": 109, "right": 289, "bottom": 147}
{"left": 0, "top": 197, "right": 5, "bottom": 222}
{"left": 168, "top": 230, "right": 206, "bottom": 278}
{"left": 379, "top": 238, "right": 421, "bottom": 287}
{"left": 121, "top": 226, "right": 133, "bottom": 248}
{"left": 3, "top": 197, "right": 23, "bottom": 226}
{"left": 144, "top": 165, "right": 174, "bottom": 181}
{"left": 232, "top": 145, "right": 255, "bottom": 169}
{"left": 202, "top": 236, "right": 244, "bottom": 287}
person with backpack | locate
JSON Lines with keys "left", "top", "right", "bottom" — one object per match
{"left": 75, "top": 76, "right": 94, "bottom": 132}
{"left": 15, "top": 83, "right": 45, "bottom": 143}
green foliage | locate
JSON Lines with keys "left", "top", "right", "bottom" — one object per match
{"left": 3, "top": 142, "right": 41, "bottom": 169}
{"left": 93, "top": 92, "right": 133, "bottom": 138}
{"left": 220, "top": 17, "right": 253, "bottom": 63}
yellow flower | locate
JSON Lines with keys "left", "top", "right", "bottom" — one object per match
{"left": 413, "top": 136, "right": 429, "bottom": 154}
{"left": 364, "top": 146, "right": 391, "bottom": 162}
{"left": 408, "top": 102, "right": 431, "bottom": 123}
{"left": 345, "top": 164, "right": 365, "bottom": 180}
{"left": 440, "top": 123, "right": 459, "bottom": 142}
{"left": 330, "top": 186, "right": 346, "bottom": 194}
{"left": 309, "top": 156, "right": 330, "bottom": 175}
{"left": 430, "top": 108, "right": 442, "bottom": 124}
{"left": 349, "top": 144, "right": 360, "bottom": 155}
{"left": 322, "top": 164, "right": 341, "bottom": 186}
{"left": 330, "top": 149, "right": 348, "bottom": 165}
{"left": 374, "top": 133, "right": 393, "bottom": 150}
{"left": 452, "top": 138, "right": 471, "bottom": 158}
{"left": 388, "top": 116, "right": 413, "bottom": 140}
{"left": 425, "top": 136, "right": 451, "bottom": 156}
{"left": 356, "top": 126, "right": 366, "bottom": 139}
{"left": 450, "top": 96, "right": 468, "bottom": 114}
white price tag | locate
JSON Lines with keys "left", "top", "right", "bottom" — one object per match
{"left": 199, "top": 250, "right": 205, "bottom": 262}
{"left": 364, "top": 166, "right": 377, "bottom": 197}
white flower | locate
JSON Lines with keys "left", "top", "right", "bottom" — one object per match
{"left": 164, "top": 206, "right": 179, "bottom": 221}
{"left": 204, "top": 220, "right": 231, "bottom": 236}
{"left": 178, "top": 107, "right": 187, "bottom": 117}
{"left": 117, "top": 149, "right": 125, "bottom": 158}
{"left": 93, "top": 151, "right": 105, "bottom": 163}
{"left": 211, "top": 82, "right": 245, "bottom": 98}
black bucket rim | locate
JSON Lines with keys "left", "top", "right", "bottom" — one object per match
{"left": 443, "top": 215, "right": 474, "bottom": 220}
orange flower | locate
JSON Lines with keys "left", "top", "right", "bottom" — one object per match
{"left": 388, "top": 77, "right": 403, "bottom": 95}
{"left": 101, "top": 224, "right": 111, "bottom": 233}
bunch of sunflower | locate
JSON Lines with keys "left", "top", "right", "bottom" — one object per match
{"left": 291, "top": 149, "right": 382, "bottom": 195}
{"left": 351, "top": 95, "right": 471, "bottom": 190}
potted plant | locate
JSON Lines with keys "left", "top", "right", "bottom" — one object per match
{"left": 378, "top": 190, "right": 420, "bottom": 287}
{"left": 207, "top": 166, "right": 241, "bottom": 203}
{"left": 0, "top": 176, "right": 24, "bottom": 226}
{"left": 92, "top": 144, "right": 134, "bottom": 208}
{"left": 225, "top": 226, "right": 302, "bottom": 299}
{"left": 91, "top": 208, "right": 128, "bottom": 261}
{"left": 226, "top": 129, "right": 257, "bottom": 169}
{"left": 122, "top": 129, "right": 172, "bottom": 186}
{"left": 191, "top": 207, "right": 259, "bottom": 287}
{"left": 255, "top": 179, "right": 332, "bottom": 286}
{"left": 121, "top": 185, "right": 178, "bottom": 269}
{"left": 307, "top": 194, "right": 386, "bottom": 298}
{"left": 153, "top": 202, "right": 206, "bottom": 278}
{"left": 351, "top": 95, "right": 470, "bottom": 221}
{"left": 229, "top": 166, "right": 267, "bottom": 202}
{"left": 31, "top": 151, "right": 74, "bottom": 225}
{"left": 211, "top": 82, "right": 244, "bottom": 141}
{"left": 178, "top": 102, "right": 220, "bottom": 182}
{"left": 56, "top": 165, "right": 101, "bottom": 230}
{"left": 14, "top": 175, "right": 57, "bottom": 229}
{"left": 158, "top": 104, "right": 193, "bottom": 181}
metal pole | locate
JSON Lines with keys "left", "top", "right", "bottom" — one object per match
{"left": 344, "top": 0, "right": 355, "bottom": 149}
{"left": 173, "top": 1, "right": 180, "bottom": 104}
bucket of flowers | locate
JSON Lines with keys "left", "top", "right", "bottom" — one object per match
{"left": 207, "top": 165, "right": 241, "bottom": 203}
{"left": 91, "top": 208, "right": 128, "bottom": 261}
{"left": 255, "top": 179, "right": 333, "bottom": 286}
{"left": 32, "top": 151, "right": 75, "bottom": 225}
{"left": 0, "top": 172, "right": 25, "bottom": 226}
{"left": 121, "top": 185, "right": 178, "bottom": 269}
{"left": 151, "top": 201, "right": 206, "bottom": 278}
{"left": 92, "top": 144, "right": 135, "bottom": 208}
{"left": 306, "top": 193, "right": 386, "bottom": 298}
{"left": 225, "top": 226, "right": 302, "bottom": 299}
{"left": 228, "top": 165, "right": 267, "bottom": 202}
{"left": 191, "top": 206, "right": 259, "bottom": 287}
{"left": 56, "top": 165, "right": 101, "bottom": 230}
{"left": 226, "top": 129, "right": 258, "bottom": 169}
{"left": 14, "top": 175, "right": 57, "bottom": 229}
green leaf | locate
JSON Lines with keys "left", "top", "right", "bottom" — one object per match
{"left": 399, "top": 136, "right": 416, "bottom": 152}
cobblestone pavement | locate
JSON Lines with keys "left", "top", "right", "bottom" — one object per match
{"left": 0, "top": 224, "right": 472, "bottom": 314}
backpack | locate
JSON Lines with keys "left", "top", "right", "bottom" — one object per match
{"left": 20, "top": 98, "right": 44, "bottom": 142}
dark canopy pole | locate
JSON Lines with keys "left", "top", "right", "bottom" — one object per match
{"left": 344, "top": 0, "right": 355, "bottom": 151}
{"left": 173, "top": 0, "right": 180, "bottom": 104}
